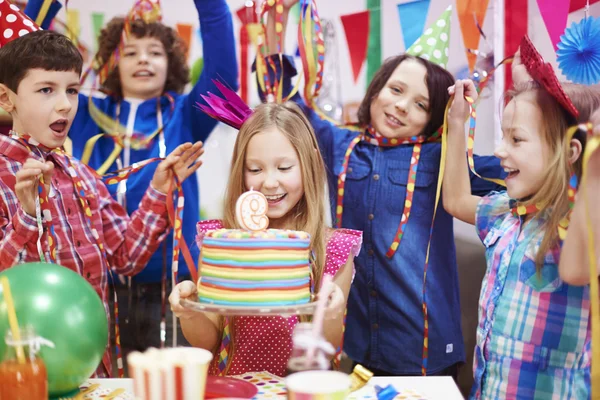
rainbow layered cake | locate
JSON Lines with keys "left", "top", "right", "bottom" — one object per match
{"left": 197, "top": 229, "right": 311, "bottom": 306}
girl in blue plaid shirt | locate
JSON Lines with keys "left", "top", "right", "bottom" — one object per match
{"left": 442, "top": 40, "right": 600, "bottom": 398}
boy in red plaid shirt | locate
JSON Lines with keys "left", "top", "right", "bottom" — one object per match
{"left": 0, "top": 24, "right": 204, "bottom": 376}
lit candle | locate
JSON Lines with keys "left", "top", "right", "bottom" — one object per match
{"left": 235, "top": 189, "right": 269, "bottom": 231}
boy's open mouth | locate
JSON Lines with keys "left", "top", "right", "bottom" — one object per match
{"left": 50, "top": 119, "right": 68, "bottom": 134}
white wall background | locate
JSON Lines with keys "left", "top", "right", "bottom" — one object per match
{"left": 56, "top": 0, "right": 599, "bottom": 241}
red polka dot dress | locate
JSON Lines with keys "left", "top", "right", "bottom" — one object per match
{"left": 196, "top": 220, "right": 362, "bottom": 376}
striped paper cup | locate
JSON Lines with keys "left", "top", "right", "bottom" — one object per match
{"left": 285, "top": 371, "right": 351, "bottom": 400}
{"left": 127, "top": 347, "right": 213, "bottom": 400}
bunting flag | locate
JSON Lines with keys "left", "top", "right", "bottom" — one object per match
{"left": 537, "top": 0, "right": 570, "bottom": 50}
{"left": 457, "top": 0, "right": 490, "bottom": 73}
{"left": 397, "top": 0, "right": 431, "bottom": 50}
{"left": 366, "top": 0, "right": 381, "bottom": 86}
{"left": 91, "top": 12, "right": 105, "bottom": 51}
{"left": 66, "top": 8, "right": 80, "bottom": 45}
{"left": 570, "top": 0, "right": 600, "bottom": 12}
{"left": 176, "top": 23, "right": 193, "bottom": 61}
{"left": 340, "top": 10, "right": 370, "bottom": 83}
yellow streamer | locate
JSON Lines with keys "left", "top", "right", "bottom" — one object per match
{"left": 34, "top": 0, "right": 54, "bottom": 26}
{"left": 582, "top": 134, "right": 600, "bottom": 400}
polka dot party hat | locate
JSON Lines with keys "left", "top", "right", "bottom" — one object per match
{"left": 0, "top": 0, "right": 41, "bottom": 48}
{"left": 406, "top": 5, "right": 452, "bottom": 69}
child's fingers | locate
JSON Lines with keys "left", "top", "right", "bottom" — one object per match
{"left": 16, "top": 168, "right": 42, "bottom": 181}
{"left": 177, "top": 142, "right": 204, "bottom": 167}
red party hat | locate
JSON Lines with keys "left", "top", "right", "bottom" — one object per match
{"left": 0, "top": 0, "right": 41, "bottom": 48}
{"left": 520, "top": 35, "right": 579, "bottom": 119}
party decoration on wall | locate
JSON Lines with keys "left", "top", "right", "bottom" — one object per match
{"left": 0, "top": 263, "right": 108, "bottom": 397}
{"left": 457, "top": 0, "right": 489, "bottom": 73}
{"left": 315, "top": 19, "right": 343, "bottom": 122}
{"left": 557, "top": 16, "right": 600, "bottom": 85}
{"left": 366, "top": 0, "right": 381, "bottom": 86}
{"left": 236, "top": 2, "right": 258, "bottom": 104}
{"left": 407, "top": 5, "right": 452, "bottom": 68}
{"left": 91, "top": 12, "right": 105, "bottom": 50}
{"left": 536, "top": 0, "right": 570, "bottom": 50}
{"left": 397, "top": 0, "right": 430, "bottom": 50}
{"left": 190, "top": 57, "right": 204, "bottom": 86}
{"left": 504, "top": 0, "right": 527, "bottom": 89}
{"left": 340, "top": 10, "right": 370, "bottom": 82}
{"left": 176, "top": 23, "right": 193, "bottom": 61}
{"left": 65, "top": 8, "right": 80, "bottom": 44}
{"left": 570, "top": 0, "right": 600, "bottom": 12}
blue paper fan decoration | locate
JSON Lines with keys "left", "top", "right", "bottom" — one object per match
{"left": 557, "top": 16, "right": 600, "bottom": 85}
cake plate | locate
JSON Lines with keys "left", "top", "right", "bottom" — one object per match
{"left": 179, "top": 299, "right": 317, "bottom": 316}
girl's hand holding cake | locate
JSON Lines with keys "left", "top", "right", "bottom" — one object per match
{"left": 169, "top": 281, "right": 198, "bottom": 320}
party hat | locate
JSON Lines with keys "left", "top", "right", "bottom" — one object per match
{"left": 0, "top": 0, "right": 41, "bottom": 48}
{"left": 197, "top": 80, "right": 254, "bottom": 130}
{"left": 520, "top": 35, "right": 579, "bottom": 119}
{"left": 406, "top": 5, "right": 452, "bottom": 69}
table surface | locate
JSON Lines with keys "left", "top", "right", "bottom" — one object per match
{"left": 87, "top": 375, "right": 464, "bottom": 400}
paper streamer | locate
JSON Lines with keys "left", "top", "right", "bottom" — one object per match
{"left": 457, "top": 0, "right": 489, "bottom": 73}
{"left": 91, "top": 12, "right": 105, "bottom": 51}
{"left": 176, "top": 23, "right": 193, "bottom": 61}
{"left": 366, "top": 0, "right": 381, "bottom": 86}
{"left": 235, "top": 3, "right": 258, "bottom": 106}
{"left": 504, "top": 0, "right": 527, "bottom": 89}
{"left": 397, "top": 0, "right": 431, "bottom": 50}
{"left": 340, "top": 10, "right": 370, "bottom": 83}
{"left": 537, "top": 0, "right": 570, "bottom": 50}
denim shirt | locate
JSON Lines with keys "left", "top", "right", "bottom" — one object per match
{"left": 260, "top": 55, "right": 506, "bottom": 374}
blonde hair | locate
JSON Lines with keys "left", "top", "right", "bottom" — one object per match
{"left": 506, "top": 82, "right": 600, "bottom": 269}
{"left": 217, "top": 102, "right": 329, "bottom": 373}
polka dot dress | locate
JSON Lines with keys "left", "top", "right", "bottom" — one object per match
{"left": 0, "top": 0, "right": 41, "bottom": 48}
{"left": 196, "top": 221, "right": 362, "bottom": 376}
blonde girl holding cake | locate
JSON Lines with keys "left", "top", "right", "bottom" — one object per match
{"left": 169, "top": 99, "right": 362, "bottom": 376}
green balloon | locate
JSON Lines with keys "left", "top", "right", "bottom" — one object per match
{"left": 0, "top": 263, "right": 108, "bottom": 397}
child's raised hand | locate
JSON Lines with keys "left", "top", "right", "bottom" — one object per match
{"left": 447, "top": 79, "right": 477, "bottom": 128}
{"left": 151, "top": 142, "right": 204, "bottom": 194}
{"left": 281, "top": 0, "right": 299, "bottom": 10}
{"left": 15, "top": 158, "right": 54, "bottom": 217}
{"left": 169, "top": 280, "right": 199, "bottom": 320}
{"left": 511, "top": 48, "right": 533, "bottom": 86}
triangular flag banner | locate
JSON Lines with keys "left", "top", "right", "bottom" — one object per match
{"left": 91, "top": 12, "right": 105, "bottom": 51}
{"left": 569, "top": 0, "right": 600, "bottom": 13}
{"left": 457, "top": 0, "right": 489, "bottom": 72}
{"left": 66, "top": 8, "right": 80, "bottom": 44}
{"left": 366, "top": 0, "right": 381, "bottom": 87}
{"left": 537, "top": 0, "right": 570, "bottom": 50}
{"left": 341, "top": 10, "right": 370, "bottom": 83}
{"left": 407, "top": 5, "right": 451, "bottom": 68}
{"left": 176, "top": 23, "right": 193, "bottom": 61}
{"left": 397, "top": 0, "right": 431, "bottom": 50}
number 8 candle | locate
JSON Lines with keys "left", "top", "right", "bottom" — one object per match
{"left": 236, "top": 189, "right": 269, "bottom": 231}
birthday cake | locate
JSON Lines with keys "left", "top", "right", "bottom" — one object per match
{"left": 197, "top": 229, "right": 312, "bottom": 307}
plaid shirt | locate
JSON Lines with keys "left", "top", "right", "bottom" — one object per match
{"left": 0, "top": 133, "right": 171, "bottom": 376}
{"left": 471, "top": 192, "right": 591, "bottom": 400}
